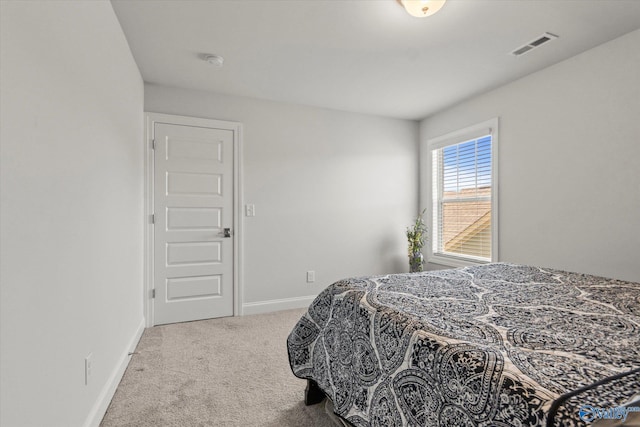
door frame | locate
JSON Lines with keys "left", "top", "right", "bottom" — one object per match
{"left": 144, "top": 112, "right": 244, "bottom": 327}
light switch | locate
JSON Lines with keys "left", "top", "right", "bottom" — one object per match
{"left": 245, "top": 204, "right": 255, "bottom": 217}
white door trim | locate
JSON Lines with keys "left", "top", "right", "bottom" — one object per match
{"left": 144, "top": 112, "right": 244, "bottom": 327}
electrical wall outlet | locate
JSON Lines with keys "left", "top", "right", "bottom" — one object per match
{"left": 306, "top": 271, "right": 315, "bottom": 283}
{"left": 85, "top": 353, "right": 93, "bottom": 386}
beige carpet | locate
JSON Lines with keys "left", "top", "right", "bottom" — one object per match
{"left": 100, "top": 308, "right": 339, "bottom": 427}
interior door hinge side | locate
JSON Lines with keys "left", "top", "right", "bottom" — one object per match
{"left": 151, "top": 139, "right": 155, "bottom": 150}
{"left": 152, "top": 289, "right": 155, "bottom": 299}
{"left": 151, "top": 214, "right": 155, "bottom": 224}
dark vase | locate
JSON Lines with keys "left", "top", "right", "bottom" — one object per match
{"left": 409, "top": 252, "right": 424, "bottom": 273}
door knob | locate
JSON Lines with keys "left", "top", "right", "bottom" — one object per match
{"left": 223, "top": 228, "right": 231, "bottom": 238}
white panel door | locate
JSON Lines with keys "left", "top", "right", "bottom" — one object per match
{"left": 154, "top": 122, "right": 234, "bottom": 325}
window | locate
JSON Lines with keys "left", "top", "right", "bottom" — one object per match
{"left": 427, "top": 119, "right": 498, "bottom": 266}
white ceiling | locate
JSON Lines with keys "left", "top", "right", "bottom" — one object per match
{"left": 111, "top": 0, "right": 640, "bottom": 120}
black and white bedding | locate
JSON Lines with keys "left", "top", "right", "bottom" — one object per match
{"left": 287, "top": 263, "right": 640, "bottom": 426}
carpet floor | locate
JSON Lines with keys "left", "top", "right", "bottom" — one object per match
{"left": 100, "top": 308, "right": 338, "bottom": 427}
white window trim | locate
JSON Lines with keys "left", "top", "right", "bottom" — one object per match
{"left": 425, "top": 118, "right": 499, "bottom": 268}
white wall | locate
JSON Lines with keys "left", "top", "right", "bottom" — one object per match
{"left": 0, "top": 2, "right": 144, "bottom": 426}
{"left": 145, "top": 85, "right": 419, "bottom": 310}
{"left": 420, "top": 29, "right": 640, "bottom": 283}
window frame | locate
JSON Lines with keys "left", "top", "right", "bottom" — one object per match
{"left": 425, "top": 118, "right": 499, "bottom": 268}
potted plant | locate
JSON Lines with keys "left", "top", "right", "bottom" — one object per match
{"left": 407, "top": 209, "right": 427, "bottom": 273}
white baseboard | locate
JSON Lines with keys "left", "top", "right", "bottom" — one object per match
{"left": 83, "top": 317, "right": 146, "bottom": 427}
{"left": 242, "top": 295, "right": 317, "bottom": 316}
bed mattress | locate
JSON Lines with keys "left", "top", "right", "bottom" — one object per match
{"left": 287, "top": 263, "right": 640, "bottom": 426}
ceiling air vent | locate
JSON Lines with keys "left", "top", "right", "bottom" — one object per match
{"left": 511, "top": 32, "right": 558, "bottom": 57}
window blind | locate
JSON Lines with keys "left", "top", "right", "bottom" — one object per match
{"left": 432, "top": 134, "right": 492, "bottom": 261}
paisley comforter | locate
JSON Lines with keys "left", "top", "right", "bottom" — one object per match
{"left": 287, "top": 263, "right": 640, "bottom": 426}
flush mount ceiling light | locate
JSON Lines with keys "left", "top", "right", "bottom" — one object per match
{"left": 203, "top": 54, "right": 224, "bottom": 68}
{"left": 398, "top": 0, "right": 447, "bottom": 18}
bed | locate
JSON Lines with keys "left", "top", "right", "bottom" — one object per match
{"left": 287, "top": 263, "right": 640, "bottom": 427}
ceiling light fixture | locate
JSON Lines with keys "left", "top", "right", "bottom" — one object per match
{"left": 203, "top": 54, "right": 224, "bottom": 68}
{"left": 398, "top": 0, "right": 446, "bottom": 18}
